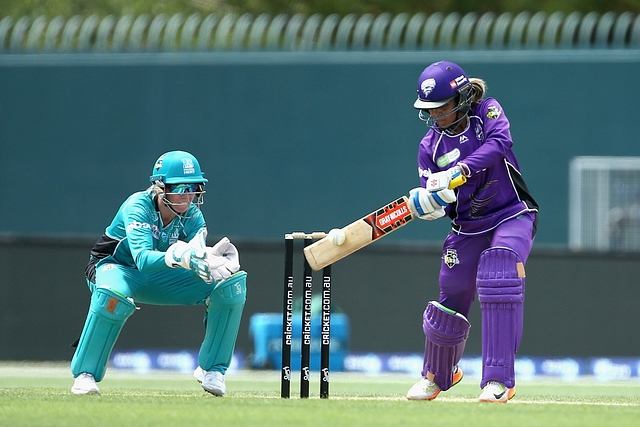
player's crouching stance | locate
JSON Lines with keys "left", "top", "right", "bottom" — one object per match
{"left": 70, "top": 150, "right": 246, "bottom": 397}
{"left": 405, "top": 61, "right": 538, "bottom": 403}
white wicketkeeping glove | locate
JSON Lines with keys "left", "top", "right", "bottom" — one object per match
{"left": 165, "top": 229, "right": 213, "bottom": 283}
{"left": 205, "top": 237, "right": 240, "bottom": 282}
{"left": 408, "top": 187, "right": 457, "bottom": 220}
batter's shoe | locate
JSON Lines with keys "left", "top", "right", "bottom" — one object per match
{"left": 71, "top": 373, "right": 100, "bottom": 395}
{"left": 406, "top": 366, "right": 463, "bottom": 400}
{"left": 478, "top": 381, "right": 516, "bottom": 403}
{"left": 201, "top": 370, "right": 226, "bottom": 397}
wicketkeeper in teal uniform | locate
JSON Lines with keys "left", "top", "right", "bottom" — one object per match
{"left": 71, "top": 150, "right": 247, "bottom": 397}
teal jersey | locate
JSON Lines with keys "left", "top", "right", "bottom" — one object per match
{"left": 89, "top": 190, "right": 206, "bottom": 274}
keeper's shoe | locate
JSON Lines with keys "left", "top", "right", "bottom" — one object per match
{"left": 201, "top": 369, "right": 226, "bottom": 397}
{"left": 478, "top": 381, "right": 516, "bottom": 403}
{"left": 406, "top": 366, "right": 463, "bottom": 400}
{"left": 194, "top": 366, "right": 205, "bottom": 383}
{"left": 71, "top": 373, "right": 100, "bottom": 395}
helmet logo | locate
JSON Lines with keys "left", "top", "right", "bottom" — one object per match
{"left": 420, "top": 78, "right": 437, "bottom": 99}
{"left": 449, "top": 75, "right": 468, "bottom": 89}
{"left": 154, "top": 159, "right": 163, "bottom": 171}
{"left": 181, "top": 158, "right": 195, "bottom": 175}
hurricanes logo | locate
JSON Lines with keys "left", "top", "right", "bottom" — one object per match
{"left": 420, "top": 78, "right": 437, "bottom": 98}
{"left": 444, "top": 249, "right": 460, "bottom": 269}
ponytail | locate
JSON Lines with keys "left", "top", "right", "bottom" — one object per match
{"left": 470, "top": 78, "right": 487, "bottom": 104}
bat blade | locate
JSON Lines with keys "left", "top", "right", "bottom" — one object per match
{"left": 303, "top": 173, "right": 467, "bottom": 271}
{"left": 303, "top": 196, "right": 414, "bottom": 271}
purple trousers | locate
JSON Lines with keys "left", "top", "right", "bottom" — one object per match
{"left": 437, "top": 212, "right": 536, "bottom": 388}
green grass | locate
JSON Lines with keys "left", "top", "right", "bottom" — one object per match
{"left": 1, "top": 362, "right": 639, "bottom": 427}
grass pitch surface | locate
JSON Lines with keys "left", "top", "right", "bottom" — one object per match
{"left": 0, "top": 362, "right": 639, "bottom": 427}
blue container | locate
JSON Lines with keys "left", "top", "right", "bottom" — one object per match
{"left": 249, "top": 312, "right": 350, "bottom": 371}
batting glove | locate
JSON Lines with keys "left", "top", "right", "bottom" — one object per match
{"left": 424, "top": 166, "right": 465, "bottom": 192}
{"left": 408, "top": 187, "right": 456, "bottom": 220}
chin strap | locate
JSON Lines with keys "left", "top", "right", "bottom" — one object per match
{"left": 161, "top": 193, "right": 185, "bottom": 217}
{"left": 441, "top": 112, "right": 469, "bottom": 135}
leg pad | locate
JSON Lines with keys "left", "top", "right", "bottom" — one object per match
{"left": 422, "top": 301, "right": 470, "bottom": 390}
{"left": 71, "top": 287, "right": 136, "bottom": 381}
{"left": 477, "top": 247, "right": 525, "bottom": 389}
{"left": 198, "top": 271, "right": 247, "bottom": 374}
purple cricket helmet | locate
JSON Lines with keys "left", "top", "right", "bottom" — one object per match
{"left": 414, "top": 61, "right": 473, "bottom": 111}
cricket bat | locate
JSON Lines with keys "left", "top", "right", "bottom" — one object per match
{"left": 303, "top": 173, "right": 466, "bottom": 271}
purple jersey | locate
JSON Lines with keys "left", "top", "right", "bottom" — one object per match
{"left": 417, "top": 98, "right": 538, "bottom": 235}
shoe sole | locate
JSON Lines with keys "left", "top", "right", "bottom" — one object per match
{"left": 203, "top": 387, "right": 225, "bottom": 397}
{"left": 478, "top": 387, "right": 516, "bottom": 403}
{"left": 71, "top": 388, "right": 100, "bottom": 395}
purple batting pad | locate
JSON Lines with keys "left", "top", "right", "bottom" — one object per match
{"left": 477, "top": 247, "right": 525, "bottom": 389}
{"left": 422, "top": 301, "right": 471, "bottom": 390}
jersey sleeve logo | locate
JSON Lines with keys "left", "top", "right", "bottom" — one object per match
{"left": 487, "top": 105, "right": 501, "bottom": 119}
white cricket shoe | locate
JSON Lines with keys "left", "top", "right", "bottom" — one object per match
{"left": 406, "top": 366, "right": 463, "bottom": 401}
{"left": 193, "top": 366, "right": 205, "bottom": 383}
{"left": 407, "top": 377, "right": 440, "bottom": 400}
{"left": 478, "top": 380, "right": 516, "bottom": 403}
{"left": 201, "top": 369, "right": 226, "bottom": 397}
{"left": 71, "top": 373, "right": 100, "bottom": 395}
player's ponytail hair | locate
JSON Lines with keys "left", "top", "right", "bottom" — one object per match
{"left": 147, "top": 183, "right": 164, "bottom": 198}
{"left": 470, "top": 78, "right": 487, "bottom": 104}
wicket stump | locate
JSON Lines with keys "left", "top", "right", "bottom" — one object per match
{"left": 281, "top": 232, "right": 332, "bottom": 398}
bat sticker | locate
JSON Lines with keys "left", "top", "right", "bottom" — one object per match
{"left": 363, "top": 197, "right": 413, "bottom": 239}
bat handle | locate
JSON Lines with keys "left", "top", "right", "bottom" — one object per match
{"left": 449, "top": 174, "right": 467, "bottom": 189}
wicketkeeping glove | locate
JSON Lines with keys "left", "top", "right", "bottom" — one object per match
{"left": 165, "top": 229, "right": 213, "bottom": 283}
{"left": 205, "top": 237, "right": 240, "bottom": 282}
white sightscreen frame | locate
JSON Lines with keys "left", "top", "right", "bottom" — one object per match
{"left": 569, "top": 156, "right": 640, "bottom": 251}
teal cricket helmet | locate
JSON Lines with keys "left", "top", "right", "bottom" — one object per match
{"left": 149, "top": 151, "right": 208, "bottom": 184}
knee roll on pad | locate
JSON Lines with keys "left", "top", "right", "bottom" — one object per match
{"left": 476, "top": 247, "right": 525, "bottom": 389}
{"left": 199, "top": 271, "right": 247, "bottom": 373}
{"left": 71, "top": 287, "right": 136, "bottom": 381}
{"left": 477, "top": 247, "right": 525, "bottom": 304}
{"left": 422, "top": 301, "right": 470, "bottom": 390}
